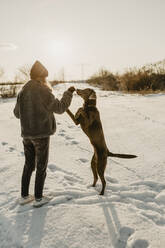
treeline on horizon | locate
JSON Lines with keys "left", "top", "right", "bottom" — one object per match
{"left": 87, "top": 59, "right": 165, "bottom": 93}
{"left": 0, "top": 59, "right": 165, "bottom": 98}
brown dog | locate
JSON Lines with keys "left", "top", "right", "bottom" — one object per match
{"left": 67, "top": 88, "right": 136, "bottom": 195}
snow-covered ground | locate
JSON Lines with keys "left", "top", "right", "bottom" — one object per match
{"left": 0, "top": 83, "right": 165, "bottom": 248}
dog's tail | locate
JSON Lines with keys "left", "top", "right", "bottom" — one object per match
{"left": 107, "top": 150, "right": 137, "bottom": 159}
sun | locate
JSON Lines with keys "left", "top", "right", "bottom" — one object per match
{"left": 47, "top": 40, "right": 72, "bottom": 63}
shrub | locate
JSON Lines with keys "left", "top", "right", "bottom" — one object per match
{"left": 87, "top": 60, "right": 165, "bottom": 93}
{"left": 0, "top": 85, "right": 17, "bottom": 98}
{"left": 87, "top": 69, "right": 120, "bottom": 91}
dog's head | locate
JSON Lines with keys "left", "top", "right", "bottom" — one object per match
{"left": 76, "top": 88, "right": 96, "bottom": 104}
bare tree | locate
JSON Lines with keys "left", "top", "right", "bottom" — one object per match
{"left": 15, "top": 64, "right": 31, "bottom": 83}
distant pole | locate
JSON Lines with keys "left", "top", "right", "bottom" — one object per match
{"left": 81, "top": 64, "right": 84, "bottom": 81}
{"left": 60, "top": 67, "right": 65, "bottom": 82}
{"left": 77, "top": 63, "right": 89, "bottom": 82}
{"left": 63, "top": 67, "right": 65, "bottom": 82}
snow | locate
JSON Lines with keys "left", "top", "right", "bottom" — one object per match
{"left": 0, "top": 82, "right": 165, "bottom": 248}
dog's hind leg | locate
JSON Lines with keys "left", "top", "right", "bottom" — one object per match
{"left": 97, "top": 155, "right": 107, "bottom": 195}
{"left": 91, "top": 154, "right": 98, "bottom": 187}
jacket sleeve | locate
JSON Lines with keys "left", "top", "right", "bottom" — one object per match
{"left": 47, "top": 90, "right": 73, "bottom": 114}
{"left": 13, "top": 93, "right": 20, "bottom": 119}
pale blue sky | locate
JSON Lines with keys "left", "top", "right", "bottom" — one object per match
{"left": 0, "top": 0, "right": 165, "bottom": 80}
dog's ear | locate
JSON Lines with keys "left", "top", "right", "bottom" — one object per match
{"left": 89, "top": 91, "right": 96, "bottom": 100}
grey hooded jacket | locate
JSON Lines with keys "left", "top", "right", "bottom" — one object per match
{"left": 14, "top": 80, "right": 73, "bottom": 138}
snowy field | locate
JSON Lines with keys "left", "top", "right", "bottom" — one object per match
{"left": 0, "top": 82, "right": 165, "bottom": 248}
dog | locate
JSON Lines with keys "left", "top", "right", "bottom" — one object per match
{"left": 66, "top": 88, "right": 137, "bottom": 195}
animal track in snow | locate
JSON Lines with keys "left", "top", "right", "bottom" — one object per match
{"left": 78, "top": 158, "right": 89, "bottom": 163}
{"left": 20, "top": 151, "right": 24, "bottom": 156}
{"left": 65, "top": 135, "right": 74, "bottom": 140}
{"left": 8, "top": 147, "right": 15, "bottom": 152}
{"left": 130, "top": 239, "right": 149, "bottom": 248}
{"left": 0, "top": 167, "right": 8, "bottom": 173}
{"left": 57, "top": 129, "right": 79, "bottom": 145}
{"left": 1, "top": 142, "right": 17, "bottom": 154}
{"left": 1, "top": 142, "right": 8, "bottom": 146}
{"left": 58, "top": 129, "right": 66, "bottom": 136}
{"left": 68, "top": 125, "right": 75, "bottom": 129}
{"left": 122, "top": 105, "right": 165, "bottom": 126}
{"left": 58, "top": 133, "right": 65, "bottom": 137}
{"left": 71, "top": 140, "right": 79, "bottom": 145}
{"left": 59, "top": 129, "right": 66, "bottom": 133}
{"left": 48, "top": 163, "right": 57, "bottom": 172}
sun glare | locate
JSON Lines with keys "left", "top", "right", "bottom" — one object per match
{"left": 47, "top": 40, "right": 72, "bottom": 63}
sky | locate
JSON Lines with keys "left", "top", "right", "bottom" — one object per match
{"left": 0, "top": 0, "right": 165, "bottom": 81}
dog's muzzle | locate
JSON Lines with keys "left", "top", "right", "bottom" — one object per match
{"left": 76, "top": 89, "right": 81, "bottom": 95}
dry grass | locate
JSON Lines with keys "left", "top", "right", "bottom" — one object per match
{"left": 87, "top": 60, "right": 165, "bottom": 93}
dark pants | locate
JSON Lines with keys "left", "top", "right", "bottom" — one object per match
{"left": 21, "top": 137, "right": 50, "bottom": 199}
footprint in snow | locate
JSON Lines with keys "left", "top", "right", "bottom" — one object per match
{"left": 71, "top": 140, "right": 79, "bottom": 145}
{"left": 130, "top": 239, "right": 149, "bottom": 248}
{"left": 58, "top": 133, "right": 65, "bottom": 137}
{"left": 78, "top": 158, "right": 89, "bottom": 163}
{"left": 0, "top": 167, "right": 9, "bottom": 173}
{"left": 1, "top": 142, "right": 8, "bottom": 146}
{"left": 65, "top": 135, "right": 74, "bottom": 140}
{"left": 58, "top": 131, "right": 79, "bottom": 145}
{"left": 48, "top": 164, "right": 57, "bottom": 172}
{"left": 59, "top": 129, "right": 66, "bottom": 133}
{"left": 68, "top": 125, "right": 75, "bottom": 129}
{"left": 8, "top": 147, "right": 15, "bottom": 152}
{"left": 145, "top": 116, "right": 150, "bottom": 121}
